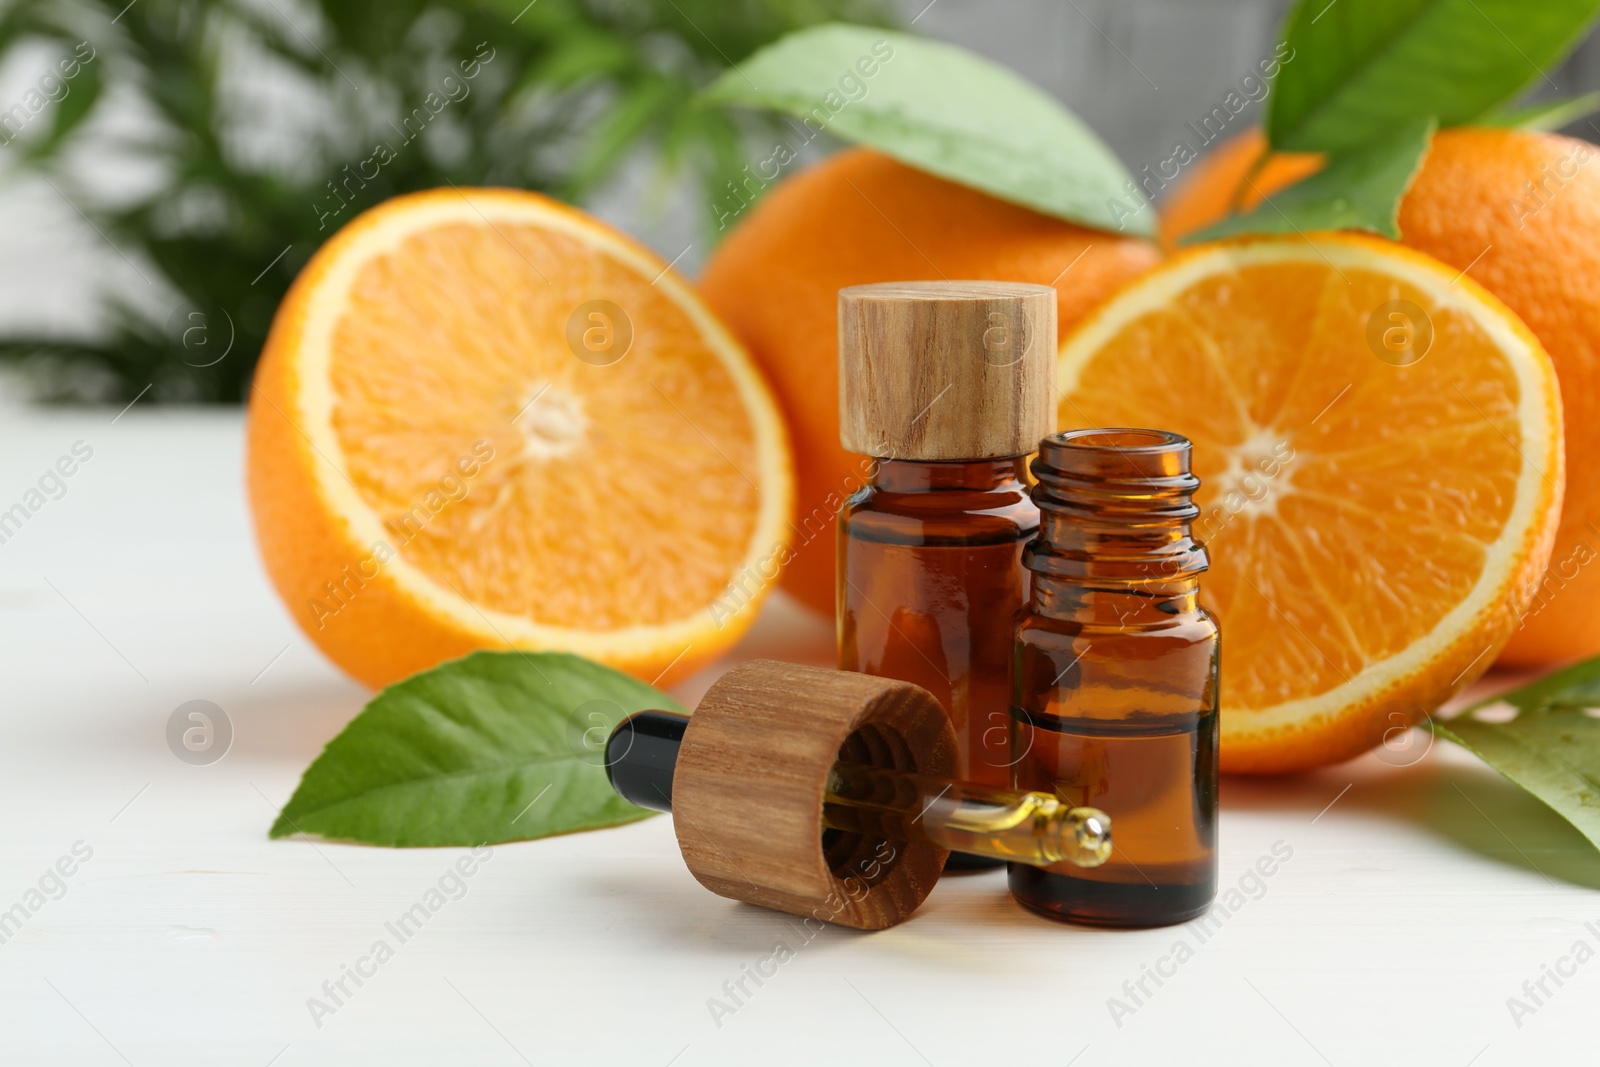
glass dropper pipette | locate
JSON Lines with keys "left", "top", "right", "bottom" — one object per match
{"left": 605, "top": 710, "right": 1111, "bottom": 870}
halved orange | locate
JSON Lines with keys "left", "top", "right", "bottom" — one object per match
{"left": 247, "top": 188, "right": 793, "bottom": 690}
{"left": 1057, "top": 234, "right": 1563, "bottom": 773}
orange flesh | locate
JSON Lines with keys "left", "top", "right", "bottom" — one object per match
{"left": 1065, "top": 260, "right": 1523, "bottom": 712}
{"left": 327, "top": 222, "right": 760, "bottom": 630}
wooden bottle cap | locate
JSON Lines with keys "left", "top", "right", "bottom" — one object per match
{"left": 671, "top": 660, "right": 958, "bottom": 931}
{"left": 839, "top": 281, "right": 1057, "bottom": 460}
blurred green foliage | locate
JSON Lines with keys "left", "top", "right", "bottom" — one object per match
{"left": 0, "top": 0, "right": 892, "bottom": 402}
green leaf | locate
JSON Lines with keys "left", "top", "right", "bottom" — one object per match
{"left": 1471, "top": 657, "right": 1600, "bottom": 717}
{"left": 29, "top": 48, "right": 102, "bottom": 160}
{"left": 564, "top": 75, "right": 682, "bottom": 200}
{"left": 1269, "top": 0, "right": 1600, "bottom": 152}
{"left": 1480, "top": 91, "right": 1600, "bottom": 131}
{"left": 530, "top": 29, "right": 637, "bottom": 89}
{"left": 269, "top": 651, "right": 685, "bottom": 847}
{"left": 1188, "top": 119, "right": 1433, "bottom": 243}
{"left": 701, "top": 23, "right": 1152, "bottom": 237}
{"left": 1434, "top": 656, "right": 1600, "bottom": 853}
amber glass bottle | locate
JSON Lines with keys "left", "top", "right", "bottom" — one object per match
{"left": 836, "top": 281, "right": 1055, "bottom": 870}
{"left": 1009, "top": 428, "right": 1218, "bottom": 924}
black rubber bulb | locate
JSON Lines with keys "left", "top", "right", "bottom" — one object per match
{"left": 604, "top": 710, "right": 689, "bottom": 813}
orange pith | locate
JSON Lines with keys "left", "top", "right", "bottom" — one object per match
{"left": 1058, "top": 234, "right": 1563, "bottom": 773}
{"left": 248, "top": 188, "right": 794, "bottom": 690}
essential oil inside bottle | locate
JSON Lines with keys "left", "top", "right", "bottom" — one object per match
{"left": 1009, "top": 428, "right": 1219, "bottom": 925}
{"left": 838, "top": 456, "right": 1037, "bottom": 785}
{"left": 835, "top": 281, "right": 1056, "bottom": 871}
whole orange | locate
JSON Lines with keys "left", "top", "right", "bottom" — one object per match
{"left": 1164, "top": 126, "right": 1600, "bottom": 666}
{"left": 699, "top": 147, "right": 1162, "bottom": 615}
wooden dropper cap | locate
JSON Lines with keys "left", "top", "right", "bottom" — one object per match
{"left": 670, "top": 660, "right": 958, "bottom": 930}
{"left": 839, "top": 281, "right": 1057, "bottom": 460}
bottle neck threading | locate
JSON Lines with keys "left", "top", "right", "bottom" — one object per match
{"left": 1025, "top": 428, "right": 1209, "bottom": 601}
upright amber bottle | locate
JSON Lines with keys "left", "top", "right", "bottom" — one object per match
{"left": 836, "top": 281, "right": 1055, "bottom": 870}
{"left": 1010, "top": 428, "right": 1218, "bottom": 924}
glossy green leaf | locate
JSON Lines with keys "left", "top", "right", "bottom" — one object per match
{"left": 270, "top": 651, "right": 685, "bottom": 847}
{"left": 1434, "top": 656, "right": 1600, "bottom": 853}
{"left": 1269, "top": 0, "right": 1600, "bottom": 152}
{"left": 702, "top": 23, "right": 1153, "bottom": 236}
{"left": 1480, "top": 91, "right": 1600, "bottom": 131}
{"left": 1188, "top": 119, "right": 1433, "bottom": 242}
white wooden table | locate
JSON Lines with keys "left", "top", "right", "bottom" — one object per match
{"left": 0, "top": 408, "right": 1591, "bottom": 1065}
